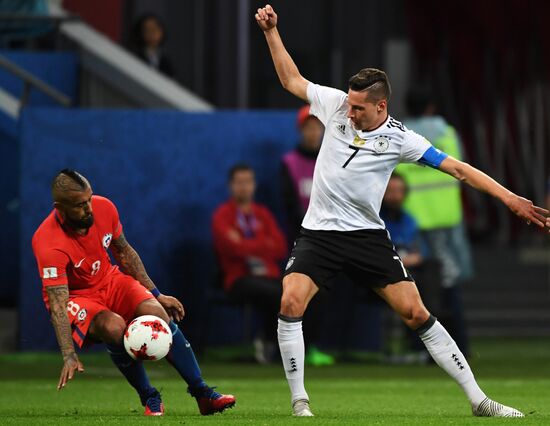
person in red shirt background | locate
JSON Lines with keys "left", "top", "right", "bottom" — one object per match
{"left": 212, "top": 164, "right": 287, "bottom": 362}
{"left": 33, "top": 169, "right": 235, "bottom": 416}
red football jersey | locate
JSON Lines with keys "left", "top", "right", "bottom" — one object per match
{"left": 32, "top": 195, "right": 123, "bottom": 308}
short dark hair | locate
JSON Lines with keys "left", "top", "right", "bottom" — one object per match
{"left": 52, "top": 169, "right": 87, "bottom": 191}
{"left": 348, "top": 68, "right": 392, "bottom": 102}
{"left": 405, "top": 86, "right": 434, "bottom": 117}
{"left": 51, "top": 169, "right": 90, "bottom": 201}
{"left": 228, "top": 163, "right": 254, "bottom": 181}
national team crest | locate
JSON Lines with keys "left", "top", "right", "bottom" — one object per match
{"left": 373, "top": 136, "right": 389, "bottom": 153}
{"left": 102, "top": 233, "right": 113, "bottom": 249}
{"left": 77, "top": 308, "right": 87, "bottom": 322}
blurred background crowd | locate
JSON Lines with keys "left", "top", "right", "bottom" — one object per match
{"left": 0, "top": 0, "right": 548, "bottom": 364}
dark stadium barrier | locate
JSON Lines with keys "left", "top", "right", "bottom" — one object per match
{"left": 0, "top": 124, "right": 18, "bottom": 307}
{"left": 0, "top": 51, "right": 77, "bottom": 307}
{"left": 0, "top": 50, "right": 77, "bottom": 107}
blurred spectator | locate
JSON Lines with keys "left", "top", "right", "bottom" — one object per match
{"left": 381, "top": 174, "right": 440, "bottom": 362}
{"left": 396, "top": 86, "right": 472, "bottom": 357}
{"left": 381, "top": 174, "right": 423, "bottom": 270}
{"left": 281, "top": 106, "right": 323, "bottom": 245}
{"left": 212, "top": 164, "right": 286, "bottom": 363}
{"left": 131, "top": 13, "right": 174, "bottom": 77}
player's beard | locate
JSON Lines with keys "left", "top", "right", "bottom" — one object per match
{"left": 66, "top": 214, "right": 94, "bottom": 230}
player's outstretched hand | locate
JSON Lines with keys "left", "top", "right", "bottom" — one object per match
{"left": 158, "top": 294, "right": 185, "bottom": 322}
{"left": 505, "top": 194, "right": 549, "bottom": 229}
{"left": 58, "top": 352, "right": 84, "bottom": 390}
{"left": 255, "top": 4, "right": 277, "bottom": 31}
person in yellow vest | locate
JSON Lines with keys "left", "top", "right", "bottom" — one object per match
{"left": 396, "top": 87, "right": 472, "bottom": 357}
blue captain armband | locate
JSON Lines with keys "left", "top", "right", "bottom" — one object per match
{"left": 417, "top": 146, "right": 448, "bottom": 169}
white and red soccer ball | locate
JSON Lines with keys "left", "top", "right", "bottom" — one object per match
{"left": 124, "top": 315, "right": 172, "bottom": 361}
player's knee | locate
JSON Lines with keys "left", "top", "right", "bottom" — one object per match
{"left": 135, "top": 299, "right": 170, "bottom": 323}
{"left": 100, "top": 315, "right": 127, "bottom": 345}
{"left": 280, "top": 291, "right": 307, "bottom": 317}
{"left": 403, "top": 307, "right": 430, "bottom": 330}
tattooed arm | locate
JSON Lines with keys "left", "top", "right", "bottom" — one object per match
{"left": 110, "top": 232, "right": 184, "bottom": 321}
{"left": 46, "top": 285, "right": 84, "bottom": 389}
{"left": 110, "top": 232, "right": 156, "bottom": 291}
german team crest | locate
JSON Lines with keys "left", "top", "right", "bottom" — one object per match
{"left": 373, "top": 136, "right": 389, "bottom": 153}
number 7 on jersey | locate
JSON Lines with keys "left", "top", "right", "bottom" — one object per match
{"left": 342, "top": 145, "right": 360, "bottom": 168}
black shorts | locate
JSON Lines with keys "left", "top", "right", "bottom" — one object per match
{"left": 283, "top": 227, "right": 414, "bottom": 290}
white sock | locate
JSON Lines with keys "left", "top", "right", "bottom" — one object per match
{"left": 278, "top": 317, "right": 309, "bottom": 404}
{"left": 419, "top": 319, "right": 486, "bottom": 407}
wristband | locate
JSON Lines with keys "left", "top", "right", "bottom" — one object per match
{"left": 151, "top": 288, "right": 161, "bottom": 298}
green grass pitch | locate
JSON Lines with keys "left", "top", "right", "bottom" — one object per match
{"left": 1, "top": 338, "right": 549, "bottom": 425}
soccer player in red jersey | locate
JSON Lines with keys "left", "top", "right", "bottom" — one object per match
{"left": 32, "top": 169, "right": 236, "bottom": 416}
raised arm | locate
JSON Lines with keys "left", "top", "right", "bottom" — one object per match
{"left": 255, "top": 4, "right": 309, "bottom": 101}
{"left": 110, "top": 232, "right": 184, "bottom": 321}
{"left": 46, "top": 284, "right": 84, "bottom": 390}
{"left": 439, "top": 156, "right": 550, "bottom": 229}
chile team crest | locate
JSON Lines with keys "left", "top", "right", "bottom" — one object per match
{"left": 102, "top": 233, "right": 113, "bottom": 249}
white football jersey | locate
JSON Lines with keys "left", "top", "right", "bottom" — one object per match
{"left": 302, "top": 82, "right": 433, "bottom": 231}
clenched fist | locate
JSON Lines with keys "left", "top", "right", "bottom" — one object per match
{"left": 255, "top": 4, "right": 278, "bottom": 31}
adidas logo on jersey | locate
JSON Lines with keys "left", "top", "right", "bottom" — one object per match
{"left": 335, "top": 123, "right": 346, "bottom": 135}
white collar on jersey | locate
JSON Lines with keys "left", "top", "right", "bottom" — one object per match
{"left": 351, "top": 114, "right": 391, "bottom": 136}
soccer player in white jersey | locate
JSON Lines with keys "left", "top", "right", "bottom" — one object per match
{"left": 256, "top": 4, "right": 550, "bottom": 419}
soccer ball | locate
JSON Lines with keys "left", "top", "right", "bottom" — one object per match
{"left": 124, "top": 315, "right": 172, "bottom": 361}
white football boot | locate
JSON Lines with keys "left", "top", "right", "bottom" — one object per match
{"left": 292, "top": 399, "right": 314, "bottom": 417}
{"left": 473, "top": 397, "right": 524, "bottom": 418}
